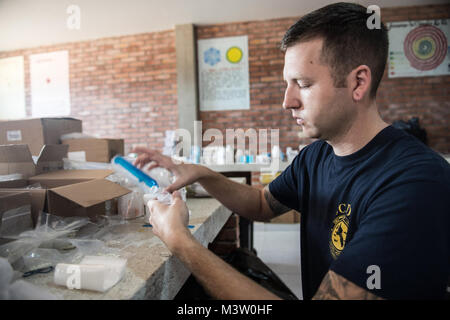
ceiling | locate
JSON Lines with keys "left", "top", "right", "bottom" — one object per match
{"left": 1, "top": 0, "right": 447, "bottom": 52}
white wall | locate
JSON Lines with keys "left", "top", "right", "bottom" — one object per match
{"left": 1, "top": 0, "right": 447, "bottom": 52}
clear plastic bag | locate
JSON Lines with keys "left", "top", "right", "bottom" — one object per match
{"left": 143, "top": 188, "right": 186, "bottom": 205}
{"left": 0, "top": 205, "right": 33, "bottom": 238}
{"left": 25, "top": 183, "right": 43, "bottom": 189}
{"left": 63, "top": 158, "right": 112, "bottom": 170}
{"left": 20, "top": 247, "right": 76, "bottom": 272}
{"left": 0, "top": 212, "right": 123, "bottom": 275}
{"left": 0, "top": 257, "right": 59, "bottom": 300}
{"left": 0, "top": 212, "right": 90, "bottom": 267}
{"left": 145, "top": 167, "right": 173, "bottom": 189}
{"left": 0, "top": 173, "right": 24, "bottom": 182}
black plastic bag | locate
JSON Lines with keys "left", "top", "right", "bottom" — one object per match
{"left": 224, "top": 248, "right": 299, "bottom": 300}
{"left": 175, "top": 248, "right": 299, "bottom": 300}
{"left": 392, "top": 117, "right": 428, "bottom": 145}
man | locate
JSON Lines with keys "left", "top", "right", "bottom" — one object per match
{"left": 132, "top": 2, "right": 450, "bottom": 300}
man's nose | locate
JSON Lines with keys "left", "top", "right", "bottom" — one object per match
{"left": 282, "top": 85, "right": 301, "bottom": 110}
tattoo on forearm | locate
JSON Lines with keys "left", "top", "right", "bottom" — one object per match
{"left": 263, "top": 187, "right": 291, "bottom": 216}
{"left": 313, "top": 271, "right": 383, "bottom": 300}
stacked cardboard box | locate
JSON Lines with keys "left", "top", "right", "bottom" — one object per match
{"left": 0, "top": 118, "right": 82, "bottom": 156}
{"left": 0, "top": 117, "right": 124, "bottom": 163}
{"left": 0, "top": 144, "right": 131, "bottom": 226}
{"left": 62, "top": 138, "right": 124, "bottom": 163}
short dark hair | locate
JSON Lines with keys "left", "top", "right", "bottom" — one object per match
{"left": 281, "top": 2, "right": 388, "bottom": 98}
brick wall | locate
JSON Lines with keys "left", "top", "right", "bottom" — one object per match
{"left": 197, "top": 4, "right": 450, "bottom": 155}
{"left": 0, "top": 4, "right": 448, "bottom": 156}
{"left": 378, "top": 5, "right": 450, "bottom": 152}
{"left": 208, "top": 213, "right": 240, "bottom": 257}
{"left": 197, "top": 17, "right": 306, "bottom": 156}
{"left": 0, "top": 31, "right": 178, "bottom": 154}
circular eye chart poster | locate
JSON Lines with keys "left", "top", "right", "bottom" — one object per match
{"left": 387, "top": 19, "right": 449, "bottom": 78}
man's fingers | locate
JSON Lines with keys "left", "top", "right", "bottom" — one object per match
{"left": 172, "top": 190, "right": 182, "bottom": 200}
{"left": 134, "top": 156, "right": 148, "bottom": 168}
{"left": 131, "top": 146, "right": 154, "bottom": 155}
{"left": 147, "top": 199, "right": 164, "bottom": 212}
{"left": 131, "top": 147, "right": 161, "bottom": 168}
{"left": 130, "top": 147, "right": 176, "bottom": 172}
{"left": 135, "top": 153, "right": 159, "bottom": 169}
{"left": 146, "top": 162, "right": 160, "bottom": 171}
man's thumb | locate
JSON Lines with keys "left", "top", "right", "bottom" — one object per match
{"left": 171, "top": 190, "right": 182, "bottom": 200}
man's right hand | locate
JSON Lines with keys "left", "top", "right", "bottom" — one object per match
{"left": 131, "top": 146, "right": 207, "bottom": 193}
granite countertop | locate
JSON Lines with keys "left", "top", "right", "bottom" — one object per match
{"left": 24, "top": 198, "right": 231, "bottom": 300}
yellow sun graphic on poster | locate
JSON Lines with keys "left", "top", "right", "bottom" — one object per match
{"left": 226, "top": 46, "right": 243, "bottom": 63}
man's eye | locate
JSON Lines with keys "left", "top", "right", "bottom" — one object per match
{"left": 297, "top": 81, "right": 311, "bottom": 88}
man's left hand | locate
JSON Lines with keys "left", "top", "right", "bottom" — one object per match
{"left": 146, "top": 191, "right": 191, "bottom": 250}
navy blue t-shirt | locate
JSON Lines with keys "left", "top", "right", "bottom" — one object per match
{"left": 269, "top": 126, "right": 450, "bottom": 300}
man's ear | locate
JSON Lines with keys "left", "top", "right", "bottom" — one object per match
{"left": 348, "top": 65, "right": 372, "bottom": 102}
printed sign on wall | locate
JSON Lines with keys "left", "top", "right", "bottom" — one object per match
{"left": 0, "top": 56, "right": 26, "bottom": 120}
{"left": 198, "top": 35, "right": 250, "bottom": 111}
{"left": 30, "top": 50, "right": 71, "bottom": 117}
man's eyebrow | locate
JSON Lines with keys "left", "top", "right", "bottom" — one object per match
{"left": 296, "top": 76, "right": 313, "bottom": 81}
{"left": 283, "top": 75, "right": 314, "bottom": 82}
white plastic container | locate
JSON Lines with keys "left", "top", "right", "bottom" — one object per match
{"left": 54, "top": 255, "right": 127, "bottom": 292}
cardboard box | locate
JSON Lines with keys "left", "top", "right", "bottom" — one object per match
{"left": 34, "top": 144, "right": 69, "bottom": 174}
{"left": 31, "top": 170, "right": 130, "bottom": 219}
{"left": 0, "top": 144, "right": 36, "bottom": 178}
{"left": 62, "top": 138, "right": 124, "bottom": 162}
{"left": 0, "top": 144, "right": 68, "bottom": 178}
{"left": 0, "top": 179, "right": 28, "bottom": 188}
{"left": 0, "top": 145, "right": 131, "bottom": 223}
{"left": 28, "top": 169, "right": 113, "bottom": 188}
{"left": 0, "top": 191, "right": 33, "bottom": 237}
{"left": 270, "top": 210, "right": 300, "bottom": 224}
{"left": 0, "top": 118, "right": 82, "bottom": 156}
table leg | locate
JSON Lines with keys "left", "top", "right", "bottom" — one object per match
{"left": 221, "top": 171, "right": 254, "bottom": 252}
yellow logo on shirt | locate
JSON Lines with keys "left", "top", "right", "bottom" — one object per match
{"left": 329, "top": 203, "right": 352, "bottom": 259}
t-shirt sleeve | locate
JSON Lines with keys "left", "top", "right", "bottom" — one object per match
{"left": 330, "top": 180, "right": 450, "bottom": 299}
{"left": 268, "top": 151, "right": 305, "bottom": 212}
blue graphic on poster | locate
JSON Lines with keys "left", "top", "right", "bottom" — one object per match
{"left": 204, "top": 47, "right": 221, "bottom": 66}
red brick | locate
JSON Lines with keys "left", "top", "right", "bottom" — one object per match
{"left": 208, "top": 240, "right": 239, "bottom": 256}
{"left": 216, "top": 227, "right": 239, "bottom": 242}
{"left": 223, "top": 214, "right": 239, "bottom": 228}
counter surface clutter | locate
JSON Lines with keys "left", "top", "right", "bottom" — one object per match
{"left": 24, "top": 198, "right": 231, "bottom": 300}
